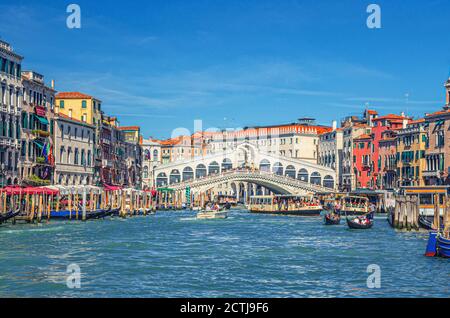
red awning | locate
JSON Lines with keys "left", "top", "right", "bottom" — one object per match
{"left": 0, "top": 186, "right": 59, "bottom": 195}
{"left": 104, "top": 184, "right": 122, "bottom": 191}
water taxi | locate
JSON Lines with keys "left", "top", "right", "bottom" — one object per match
{"left": 340, "top": 196, "right": 369, "bottom": 216}
{"left": 216, "top": 195, "right": 238, "bottom": 210}
{"left": 249, "top": 195, "right": 322, "bottom": 216}
{"left": 196, "top": 208, "right": 228, "bottom": 219}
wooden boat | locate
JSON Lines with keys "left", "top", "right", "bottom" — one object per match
{"left": 0, "top": 209, "right": 21, "bottom": 224}
{"left": 50, "top": 208, "right": 109, "bottom": 220}
{"left": 340, "top": 196, "right": 369, "bottom": 216}
{"left": 249, "top": 195, "right": 322, "bottom": 216}
{"left": 196, "top": 208, "right": 228, "bottom": 220}
{"left": 216, "top": 195, "right": 238, "bottom": 210}
{"left": 346, "top": 214, "right": 374, "bottom": 229}
{"left": 437, "top": 235, "right": 450, "bottom": 258}
{"left": 324, "top": 213, "right": 340, "bottom": 225}
{"left": 418, "top": 215, "right": 444, "bottom": 231}
{"left": 111, "top": 207, "right": 121, "bottom": 216}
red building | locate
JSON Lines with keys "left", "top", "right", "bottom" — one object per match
{"left": 353, "top": 134, "right": 373, "bottom": 188}
{"left": 353, "top": 113, "right": 409, "bottom": 189}
{"left": 371, "top": 114, "right": 408, "bottom": 188}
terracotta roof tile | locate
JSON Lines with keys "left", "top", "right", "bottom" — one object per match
{"left": 56, "top": 92, "right": 93, "bottom": 99}
{"left": 354, "top": 134, "right": 372, "bottom": 140}
{"left": 119, "top": 126, "right": 140, "bottom": 131}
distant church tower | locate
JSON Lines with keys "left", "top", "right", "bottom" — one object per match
{"left": 446, "top": 77, "right": 450, "bottom": 107}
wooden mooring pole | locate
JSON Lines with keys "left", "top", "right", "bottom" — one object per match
{"left": 393, "top": 195, "right": 419, "bottom": 231}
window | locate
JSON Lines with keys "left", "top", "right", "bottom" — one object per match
{"left": 60, "top": 100, "right": 64, "bottom": 108}
{"left": 60, "top": 147, "right": 65, "bottom": 163}
{"left": 74, "top": 148, "right": 79, "bottom": 165}
{"left": 82, "top": 100, "right": 87, "bottom": 108}
{"left": 67, "top": 147, "right": 72, "bottom": 164}
{"left": 87, "top": 150, "right": 91, "bottom": 166}
{"left": 81, "top": 150, "right": 86, "bottom": 166}
{"left": 436, "top": 131, "right": 445, "bottom": 148}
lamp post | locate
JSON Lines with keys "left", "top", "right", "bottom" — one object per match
{"left": 81, "top": 178, "right": 87, "bottom": 221}
{"left": 0, "top": 163, "right": 5, "bottom": 188}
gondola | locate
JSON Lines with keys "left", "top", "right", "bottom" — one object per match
{"left": 324, "top": 213, "right": 340, "bottom": 225}
{"left": 0, "top": 207, "right": 21, "bottom": 224}
{"left": 387, "top": 211, "right": 394, "bottom": 227}
{"left": 346, "top": 217, "right": 373, "bottom": 229}
{"left": 111, "top": 207, "right": 121, "bottom": 216}
{"left": 418, "top": 215, "right": 444, "bottom": 231}
{"left": 85, "top": 209, "right": 110, "bottom": 220}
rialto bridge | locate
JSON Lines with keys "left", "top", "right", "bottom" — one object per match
{"left": 151, "top": 143, "right": 336, "bottom": 200}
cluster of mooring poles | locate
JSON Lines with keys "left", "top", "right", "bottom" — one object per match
{"left": 0, "top": 185, "right": 158, "bottom": 224}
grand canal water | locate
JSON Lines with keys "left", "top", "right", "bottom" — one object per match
{"left": 0, "top": 209, "right": 448, "bottom": 298}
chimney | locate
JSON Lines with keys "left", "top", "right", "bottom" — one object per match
{"left": 332, "top": 120, "right": 337, "bottom": 131}
{"left": 51, "top": 79, "right": 55, "bottom": 89}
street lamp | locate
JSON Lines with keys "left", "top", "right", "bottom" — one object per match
{"left": 0, "top": 163, "right": 5, "bottom": 188}
{"left": 81, "top": 178, "right": 87, "bottom": 221}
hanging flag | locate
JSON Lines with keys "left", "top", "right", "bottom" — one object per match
{"left": 41, "top": 140, "right": 47, "bottom": 159}
{"left": 48, "top": 144, "right": 54, "bottom": 166}
{"left": 46, "top": 143, "right": 51, "bottom": 164}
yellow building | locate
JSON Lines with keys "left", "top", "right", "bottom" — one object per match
{"left": 55, "top": 92, "right": 102, "bottom": 127}
{"left": 396, "top": 119, "right": 427, "bottom": 187}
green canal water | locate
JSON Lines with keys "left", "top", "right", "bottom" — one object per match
{"left": 0, "top": 209, "right": 448, "bottom": 298}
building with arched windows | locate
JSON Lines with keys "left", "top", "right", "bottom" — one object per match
{"left": 53, "top": 112, "right": 95, "bottom": 186}
{"left": 141, "top": 138, "right": 162, "bottom": 189}
{"left": 20, "top": 71, "right": 56, "bottom": 186}
{"left": 0, "top": 40, "right": 23, "bottom": 186}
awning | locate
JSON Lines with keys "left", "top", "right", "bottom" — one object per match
{"left": 35, "top": 114, "right": 49, "bottom": 125}
{"left": 33, "top": 140, "right": 44, "bottom": 149}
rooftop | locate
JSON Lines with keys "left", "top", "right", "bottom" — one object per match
{"left": 56, "top": 92, "right": 95, "bottom": 100}
{"left": 119, "top": 126, "right": 140, "bottom": 131}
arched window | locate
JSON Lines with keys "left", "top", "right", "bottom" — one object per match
{"left": 323, "top": 175, "right": 335, "bottom": 189}
{"left": 156, "top": 172, "right": 168, "bottom": 187}
{"left": 285, "top": 165, "right": 296, "bottom": 179}
{"left": 153, "top": 149, "right": 158, "bottom": 160}
{"left": 143, "top": 166, "right": 149, "bottom": 179}
{"left": 81, "top": 149, "right": 86, "bottom": 166}
{"left": 298, "top": 168, "right": 309, "bottom": 182}
{"left": 222, "top": 158, "right": 232, "bottom": 171}
{"left": 272, "top": 162, "right": 283, "bottom": 175}
{"left": 144, "top": 149, "right": 150, "bottom": 160}
{"left": 259, "top": 159, "right": 271, "bottom": 172}
{"left": 196, "top": 164, "right": 207, "bottom": 179}
{"left": 208, "top": 161, "right": 220, "bottom": 175}
{"left": 170, "top": 169, "right": 181, "bottom": 184}
{"left": 183, "top": 167, "right": 194, "bottom": 181}
{"left": 310, "top": 172, "right": 322, "bottom": 185}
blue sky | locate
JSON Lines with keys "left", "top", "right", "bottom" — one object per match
{"left": 1, "top": 0, "right": 449, "bottom": 139}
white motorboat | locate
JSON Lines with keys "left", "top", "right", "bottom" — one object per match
{"left": 196, "top": 209, "right": 228, "bottom": 219}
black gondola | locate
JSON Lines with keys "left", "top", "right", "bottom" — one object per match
{"left": 418, "top": 215, "right": 444, "bottom": 230}
{"left": 0, "top": 209, "right": 21, "bottom": 224}
{"left": 111, "top": 207, "right": 121, "bottom": 216}
{"left": 346, "top": 216, "right": 373, "bottom": 229}
{"left": 85, "top": 209, "right": 109, "bottom": 220}
{"left": 324, "top": 213, "right": 341, "bottom": 225}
